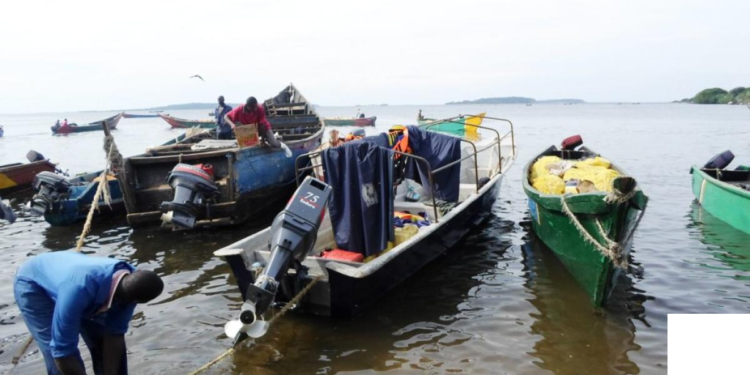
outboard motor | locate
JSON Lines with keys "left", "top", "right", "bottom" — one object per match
{"left": 27, "top": 150, "right": 46, "bottom": 163}
{"left": 225, "top": 177, "right": 332, "bottom": 342}
{"left": 29, "top": 172, "right": 71, "bottom": 216}
{"left": 159, "top": 163, "right": 219, "bottom": 229}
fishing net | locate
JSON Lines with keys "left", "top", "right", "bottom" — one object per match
{"left": 532, "top": 174, "right": 565, "bottom": 194}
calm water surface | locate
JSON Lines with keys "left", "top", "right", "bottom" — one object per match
{"left": 1, "top": 104, "right": 749, "bottom": 374}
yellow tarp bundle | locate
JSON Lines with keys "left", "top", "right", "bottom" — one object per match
{"left": 532, "top": 174, "right": 566, "bottom": 194}
{"left": 531, "top": 155, "right": 619, "bottom": 194}
{"left": 577, "top": 156, "right": 611, "bottom": 169}
{"left": 530, "top": 156, "right": 562, "bottom": 180}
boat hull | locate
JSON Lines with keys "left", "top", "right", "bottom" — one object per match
{"left": 691, "top": 166, "right": 750, "bottom": 234}
{"left": 323, "top": 116, "right": 376, "bottom": 127}
{"left": 0, "top": 160, "right": 57, "bottom": 194}
{"left": 43, "top": 174, "right": 124, "bottom": 226}
{"left": 522, "top": 146, "right": 647, "bottom": 306}
{"left": 158, "top": 114, "right": 216, "bottom": 129}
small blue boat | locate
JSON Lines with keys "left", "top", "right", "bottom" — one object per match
{"left": 30, "top": 171, "right": 124, "bottom": 226}
{"left": 121, "top": 84, "right": 325, "bottom": 229}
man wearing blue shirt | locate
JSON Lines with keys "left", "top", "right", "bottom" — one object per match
{"left": 214, "top": 95, "right": 233, "bottom": 140}
{"left": 14, "top": 251, "right": 164, "bottom": 375}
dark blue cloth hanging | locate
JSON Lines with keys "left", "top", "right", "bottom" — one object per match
{"left": 405, "top": 125, "right": 462, "bottom": 202}
{"left": 322, "top": 136, "right": 394, "bottom": 257}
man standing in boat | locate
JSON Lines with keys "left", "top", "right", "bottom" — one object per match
{"left": 224, "top": 96, "right": 280, "bottom": 148}
{"left": 214, "top": 95, "right": 233, "bottom": 140}
{"left": 14, "top": 251, "right": 164, "bottom": 375}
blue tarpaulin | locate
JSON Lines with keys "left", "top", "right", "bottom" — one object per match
{"left": 406, "top": 126, "right": 462, "bottom": 202}
{"left": 322, "top": 135, "right": 394, "bottom": 257}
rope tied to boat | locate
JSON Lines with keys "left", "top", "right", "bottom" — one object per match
{"left": 604, "top": 177, "right": 638, "bottom": 205}
{"left": 188, "top": 275, "right": 323, "bottom": 375}
{"left": 74, "top": 138, "right": 119, "bottom": 252}
{"left": 560, "top": 196, "right": 628, "bottom": 269}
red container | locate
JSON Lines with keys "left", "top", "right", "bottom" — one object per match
{"left": 321, "top": 249, "right": 364, "bottom": 263}
{"left": 197, "top": 163, "right": 215, "bottom": 178}
{"left": 561, "top": 135, "right": 583, "bottom": 150}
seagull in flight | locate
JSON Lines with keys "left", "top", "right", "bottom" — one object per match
{"left": 189, "top": 74, "right": 205, "bottom": 81}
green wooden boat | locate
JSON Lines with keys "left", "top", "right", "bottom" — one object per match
{"left": 523, "top": 145, "right": 648, "bottom": 306}
{"left": 417, "top": 111, "right": 466, "bottom": 135}
{"left": 691, "top": 166, "right": 750, "bottom": 235}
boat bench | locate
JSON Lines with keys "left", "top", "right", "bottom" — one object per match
{"left": 701, "top": 168, "right": 750, "bottom": 182}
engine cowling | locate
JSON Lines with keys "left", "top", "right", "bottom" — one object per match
{"left": 29, "top": 172, "right": 71, "bottom": 216}
{"left": 159, "top": 163, "right": 219, "bottom": 229}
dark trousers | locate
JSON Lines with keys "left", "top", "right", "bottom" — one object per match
{"left": 217, "top": 131, "right": 233, "bottom": 140}
{"left": 14, "top": 278, "right": 128, "bottom": 375}
{"left": 259, "top": 126, "right": 281, "bottom": 148}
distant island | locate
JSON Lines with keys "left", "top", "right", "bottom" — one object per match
{"left": 446, "top": 97, "right": 585, "bottom": 105}
{"left": 133, "top": 102, "right": 241, "bottom": 111}
{"left": 677, "top": 86, "right": 750, "bottom": 105}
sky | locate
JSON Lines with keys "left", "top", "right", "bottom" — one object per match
{"left": 0, "top": 0, "right": 748, "bottom": 113}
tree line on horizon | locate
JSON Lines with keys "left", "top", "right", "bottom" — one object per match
{"left": 678, "top": 87, "right": 750, "bottom": 105}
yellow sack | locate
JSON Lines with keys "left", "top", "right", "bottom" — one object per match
{"left": 532, "top": 174, "right": 565, "bottom": 194}
{"left": 578, "top": 156, "right": 611, "bottom": 169}
{"left": 590, "top": 168, "right": 619, "bottom": 192}
{"left": 531, "top": 156, "right": 562, "bottom": 180}
{"left": 394, "top": 225, "right": 419, "bottom": 246}
{"left": 563, "top": 165, "right": 619, "bottom": 192}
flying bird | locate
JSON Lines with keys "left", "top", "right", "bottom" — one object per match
{"left": 189, "top": 75, "right": 205, "bottom": 81}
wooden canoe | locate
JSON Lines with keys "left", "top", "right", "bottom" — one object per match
{"left": 0, "top": 160, "right": 57, "bottom": 193}
{"left": 158, "top": 114, "right": 216, "bottom": 129}
{"left": 123, "top": 84, "right": 325, "bottom": 229}
{"left": 323, "top": 116, "right": 377, "bottom": 127}
{"left": 522, "top": 145, "right": 648, "bottom": 306}
{"left": 51, "top": 114, "right": 122, "bottom": 134}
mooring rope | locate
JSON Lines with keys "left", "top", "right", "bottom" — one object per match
{"left": 604, "top": 185, "right": 637, "bottom": 205}
{"left": 560, "top": 197, "right": 628, "bottom": 269}
{"left": 188, "top": 275, "right": 322, "bottom": 375}
{"left": 75, "top": 138, "right": 118, "bottom": 252}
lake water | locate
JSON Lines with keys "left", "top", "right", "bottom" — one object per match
{"left": 1, "top": 103, "right": 749, "bottom": 374}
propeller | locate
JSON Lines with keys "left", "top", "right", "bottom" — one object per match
{"left": 224, "top": 301, "right": 270, "bottom": 342}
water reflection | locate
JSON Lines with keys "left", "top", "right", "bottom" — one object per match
{"left": 227, "top": 217, "right": 518, "bottom": 374}
{"left": 521, "top": 233, "right": 642, "bottom": 375}
{"left": 688, "top": 202, "right": 750, "bottom": 276}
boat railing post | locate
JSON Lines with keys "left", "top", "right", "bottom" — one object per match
{"left": 393, "top": 150, "right": 439, "bottom": 223}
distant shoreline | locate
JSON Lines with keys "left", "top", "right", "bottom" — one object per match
{"left": 446, "top": 97, "right": 585, "bottom": 105}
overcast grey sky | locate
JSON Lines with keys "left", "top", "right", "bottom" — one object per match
{"left": 1, "top": 0, "right": 748, "bottom": 113}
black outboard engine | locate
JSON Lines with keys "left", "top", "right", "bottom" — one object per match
{"left": 226, "top": 177, "right": 332, "bottom": 342}
{"left": 159, "top": 163, "right": 219, "bottom": 229}
{"left": 29, "top": 172, "right": 71, "bottom": 216}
